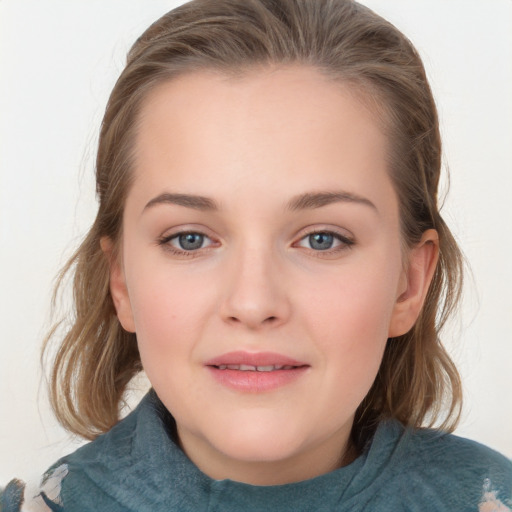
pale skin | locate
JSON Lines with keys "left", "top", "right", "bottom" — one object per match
{"left": 102, "top": 66, "right": 439, "bottom": 485}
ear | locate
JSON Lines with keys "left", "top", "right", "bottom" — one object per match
{"left": 388, "top": 229, "right": 439, "bottom": 338}
{"left": 100, "top": 237, "right": 136, "bottom": 333}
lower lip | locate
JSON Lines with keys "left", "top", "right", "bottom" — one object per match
{"left": 206, "top": 366, "right": 309, "bottom": 392}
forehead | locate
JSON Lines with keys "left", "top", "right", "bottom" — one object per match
{"left": 137, "top": 66, "right": 385, "bottom": 146}
{"left": 129, "top": 65, "right": 395, "bottom": 216}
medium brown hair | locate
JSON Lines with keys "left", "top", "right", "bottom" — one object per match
{"left": 43, "top": 0, "right": 463, "bottom": 441}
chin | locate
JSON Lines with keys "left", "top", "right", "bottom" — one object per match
{"left": 205, "top": 416, "right": 310, "bottom": 463}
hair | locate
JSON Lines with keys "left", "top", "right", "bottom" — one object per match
{"left": 43, "top": 0, "right": 463, "bottom": 443}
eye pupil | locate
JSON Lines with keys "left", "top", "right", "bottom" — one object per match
{"left": 309, "top": 233, "right": 334, "bottom": 250}
{"left": 179, "top": 233, "right": 204, "bottom": 250}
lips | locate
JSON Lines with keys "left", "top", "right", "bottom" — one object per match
{"left": 215, "top": 364, "right": 297, "bottom": 371}
{"left": 205, "top": 351, "right": 307, "bottom": 368}
{"left": 205, "top": 351, "right": 309, "bottom": 392}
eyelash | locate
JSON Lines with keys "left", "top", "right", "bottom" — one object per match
{"left": 157, "top": 231, "right": 217, "bottom": 259}
{"left": 157, "top": 229, "right": 355, "bottom": 258}
{"left": 296, "top": 230, "right": 355, "bottom": 256}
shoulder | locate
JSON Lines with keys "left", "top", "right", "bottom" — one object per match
{"left": 0, "top": 394, "right": 151, "bottom": 512}
{"left": 407, "top": 426, "right": 512, "bottom": 483}
{"left": 373, "top": 421, "right": 512, "bottom": 511}
{"left": 42, "top": 398, "right": 144, "bottom": 510}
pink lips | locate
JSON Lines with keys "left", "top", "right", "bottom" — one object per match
{"left": 205, "top": 351, "right": 309, "bottom": 393}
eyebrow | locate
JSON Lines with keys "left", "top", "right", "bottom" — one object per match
{"left": 143, "top": 193, "right": 219, "bottom": 212}
{"left": 142, "top": 190, "right": 377, "bottom": 214}
{"left": 286, "top": 191, "right": 378, "bottom": 213}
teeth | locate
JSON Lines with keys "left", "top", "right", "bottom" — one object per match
{"left": 216, "top": 364, "right": 293, "bottom": 371}
{"left": 256, "top": 365, "right": 274, "bottom": 372}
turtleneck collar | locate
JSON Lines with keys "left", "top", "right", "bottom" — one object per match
{"left": 61, "top": 390, "right": 407, "bottom": 511}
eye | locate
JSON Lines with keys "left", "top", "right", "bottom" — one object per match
{"left": 172, "top": 232, "right": 209, "bottom": 251}
{"left": 296, "top": 230, "right": 354, "bottom": 252}
{"left": 158, "top": 231, "right": 215, "bottom": 256}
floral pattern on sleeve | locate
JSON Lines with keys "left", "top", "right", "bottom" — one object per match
{"left": 0, "top": 465, "right": 68, "bottom": 512}
{"left": 479, "top": 478, "right": 512, "bottom": 512}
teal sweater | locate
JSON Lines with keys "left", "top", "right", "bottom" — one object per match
{"left": 2, "top": 390, "right": 511, "bottom": 511}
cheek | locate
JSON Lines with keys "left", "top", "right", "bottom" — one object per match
{"left": 127, "top": 275, "right": 204, "bottom": 401}
{"left": 124, "top": 252, "right": 220, "bottom": 364}
{"left": 297, "top": 249, "right": 402, "bottom": 388}
{"left": 308, "top": 268, "right": 398, "bottom": 398}
{"left": 303, "top": 257, "right": 401, "bottom": 339}
{"left": 129, "top": 277, "right": 200, "bottom": 347}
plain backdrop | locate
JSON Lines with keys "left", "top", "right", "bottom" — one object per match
{"left": 1, "top": 0, "right": 511, "bottom": 485}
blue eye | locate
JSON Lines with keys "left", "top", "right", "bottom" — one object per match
{"left": 158, "top": 231, "right": 213, "bottom": 254}
{"left": 297, "top": 231, "right": 354, "bottom": 252}
{"left": 308, "top": 232, "right": 335, "bottom": 251}
{"left": 175, "top": 233, "right": 206, "bottom": 250}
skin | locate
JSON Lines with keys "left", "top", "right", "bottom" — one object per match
{"left": 104, "top": 66, "right": 438, "bottom": 485}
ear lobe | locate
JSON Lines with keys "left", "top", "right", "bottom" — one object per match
{"left": 100, "top": 237, "right": 136, "bottom": 333}
{"left": 388, "top": 229, "right": 439, "bottom": 338}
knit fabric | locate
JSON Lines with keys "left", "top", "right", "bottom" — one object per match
{"left": 2, "top": 390, "right": 511, "bottom": 511}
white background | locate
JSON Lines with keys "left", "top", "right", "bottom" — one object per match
{"left": 1, "top": 0, "right": 511, "bottom": 485}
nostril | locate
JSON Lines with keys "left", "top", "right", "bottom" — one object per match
{"left": 227, "top": 315, "right": 278, "bottom": 325}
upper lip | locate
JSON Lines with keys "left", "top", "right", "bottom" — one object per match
{"left": 205, "top": 351, "right": 308, "bottom": 368}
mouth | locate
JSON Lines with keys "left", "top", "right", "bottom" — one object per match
{"left": 205, "top": 351, "right": 309, "bottom": 392}
{"left": 214, "top": 364, "right": 300, "bottom": 371}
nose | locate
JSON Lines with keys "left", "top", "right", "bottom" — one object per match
{"left": 219, "top": 244, "right": 291, "bottom": 330}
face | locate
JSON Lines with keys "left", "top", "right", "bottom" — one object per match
{"left": 108, "top": 66, "right": 435, "bottom": 485}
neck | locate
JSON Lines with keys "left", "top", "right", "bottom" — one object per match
{"left": 177, "top": 427, "right": 359, "bottom": 486}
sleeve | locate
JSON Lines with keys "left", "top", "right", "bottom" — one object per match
{"left": 0, "top": 465, "right": 68, "bottom": 512}
{"left": 0, "top": 479, "right": 25, "bottom": 512}
{"left": 479, "top": 477, "right": 512, "bottom": 512}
